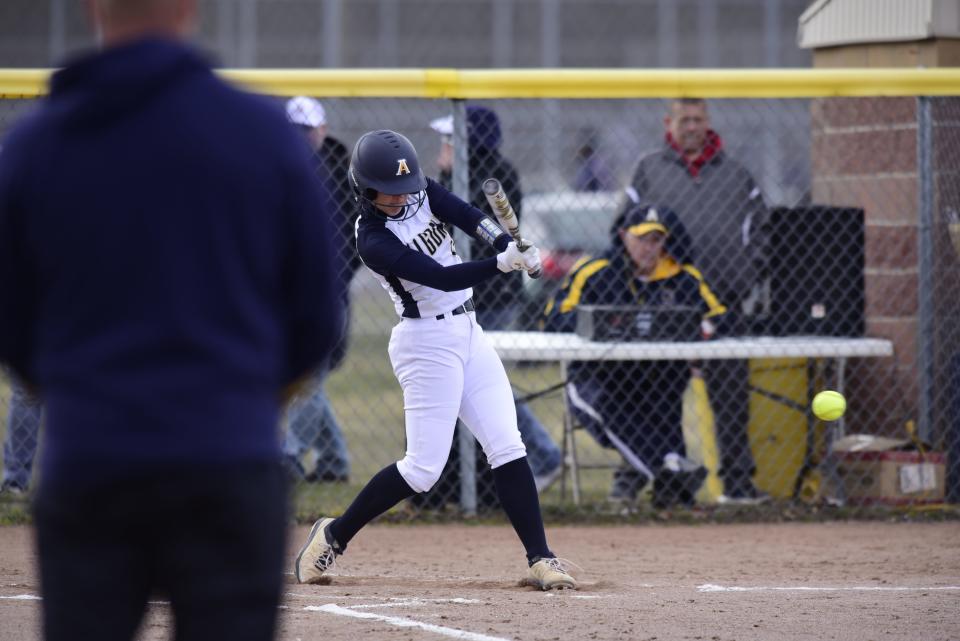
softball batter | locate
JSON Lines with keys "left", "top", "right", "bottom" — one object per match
{"left": 294, "top": 129, "right": 577, "bottom": 590}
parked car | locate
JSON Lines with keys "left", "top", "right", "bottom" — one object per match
{"left": 516, "top": 190, "right": 623, "bottom": 329}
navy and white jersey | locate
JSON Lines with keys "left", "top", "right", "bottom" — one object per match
{"left": 356, "top": 178, "right": 511, "bottom": 319}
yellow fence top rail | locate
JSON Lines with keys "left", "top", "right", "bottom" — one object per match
{"left": 2, "top": 68, "right": 959, "bottom": 99}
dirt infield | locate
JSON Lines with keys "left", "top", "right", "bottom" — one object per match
{"left": 1, "top": 521, "right": 958, "bottom": 640}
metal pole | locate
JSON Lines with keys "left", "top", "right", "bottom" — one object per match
{"left": 540, "top": 0, "right": 561, "bottom": 187}
{"left": 216, "top": 0, "right": 236, "bottom": 67}
{"left": 237, "top": 0, "right": 258, "bottom": 67}
{"left": 322, "top": 0, "right": 343, "bottom": 68}
{"left": 452, "top": 101, "right": 471, "bottom": 254}
{"left": 657, "top": 0, "right": 678, "bottom": 68}
{"left": 697, "top": 0, "right": 718, "bottom": 69}
{"left": 763, "top": 0, "right": 782, "bottom": 68}
{"left": 378, "top": 0, "right": 399, "bottom": 66}
{"left": 491, "top": 0, "right": 513, "bottom": 68}
{"left": 48, "top": 0, "right": 65, "bottom": 64}
{"left": 451, "top": 100, "right": 477, "bottom": 515}
{"left": 917, "top": 96, "right": 935, "bottom": 442}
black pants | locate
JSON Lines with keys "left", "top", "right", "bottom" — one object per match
{"left": 33, "top": 461, "right": 288, "bottom": 641}
{"left": 568, "top": 362, "right": 688, "bottom": 473}
{"left": 703, "top": 358, "right": 756, "bottom": 480}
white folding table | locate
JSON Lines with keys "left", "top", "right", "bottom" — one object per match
{"left": 486, "top": 331, "right": 894, "bottom": 504}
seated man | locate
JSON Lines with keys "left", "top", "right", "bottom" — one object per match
{"left": 540, "top": 204, "right": 730, "bottom": 507}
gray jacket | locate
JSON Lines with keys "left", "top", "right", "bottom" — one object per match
{"left": 625, "top": 138, "right": 768, "bottom": 308}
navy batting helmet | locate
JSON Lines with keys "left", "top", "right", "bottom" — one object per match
{"left": 349, "top": 129, "right": 427, "bottom": 221}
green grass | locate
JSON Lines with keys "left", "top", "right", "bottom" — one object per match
{"left": 0, "top": 496, "right": 31, "bottom": 525}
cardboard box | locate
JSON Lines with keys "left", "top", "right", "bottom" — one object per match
{"left": 826, "top": 434, "right": 947, "bottom": 505}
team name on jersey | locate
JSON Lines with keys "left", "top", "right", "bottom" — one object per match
{"left": 409, "top": 220, "right": 456, "bottom": 256}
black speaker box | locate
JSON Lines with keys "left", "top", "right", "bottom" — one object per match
{"left": 768, "top": 206, "right": 865, "bottom": 337}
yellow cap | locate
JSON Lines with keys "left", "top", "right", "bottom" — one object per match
{"left": 626, "top": 221, "right": 668, "bottom": 237}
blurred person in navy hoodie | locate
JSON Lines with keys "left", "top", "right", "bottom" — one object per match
{"left": 0, "top": 1, "right": 342, "bottom": 640}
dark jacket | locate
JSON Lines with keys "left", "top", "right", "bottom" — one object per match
{"left": 313, "top": 135, "right": 357, "bottom": 368}
{"left": 626, "top": 132, "right": 769, "bottom": 307}
{"left": 542, "top": 248, "right": 727, "bottom": 336}
{"left": 0, "top": 38, "right": 342, "bottom": 486}
{"left": 542, "top": 244, "right": 728, "bottom": 380}
{"left": 541, "top": 245, "right": 726, "bottom": 452}
{"left": 316, "top": 135, "right": 360, "bottom": 284}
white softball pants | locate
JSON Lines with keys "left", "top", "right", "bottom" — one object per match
{"left": 388, "top": 311, "right": 526, "bottom": 493}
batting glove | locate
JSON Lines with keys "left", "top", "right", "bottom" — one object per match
{"left": 496, "top": 241, "right": 526, "bottom": 273}
{"left": 520, "top": 242, "right": 542, "bottom": 276}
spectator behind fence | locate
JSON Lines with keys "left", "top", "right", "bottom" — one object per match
{"left": 0, "top": 1, "right": 343, "bottom": 640}
{"left": 282, "top": 96, "right": 357, "bottom": 483}
{"left": 541, "top": 205, "right": 728, "bottom": 507}
{"left": 1, "top": 385, "right": 41, "bottom": 495}
{"left": 424, "top": 108, "right": 563, "bottom": 500}
{"left": 571, "top": 131, "right": 616, "bottom": 192}
{"left": 624, "top": 98, "right": 770, "bottom": 503}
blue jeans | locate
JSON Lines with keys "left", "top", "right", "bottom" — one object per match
{"left": 515, "top": 396, "right": 561, "bottom": 477}
{"left": 3, "top": 386, "right": 42, "bottom": 490}
{"left": 478, "top": 305, "right": 562, "bottom": 478}
{"left": 282, "top": 378, "right": 350, "bottom": 480}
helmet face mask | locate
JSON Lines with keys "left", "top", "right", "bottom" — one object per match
{"left": 365, "top": 190, "right": 426, "bottom": 219}
{"left": 349, "top": 130, "right": 428, "bottom": 222}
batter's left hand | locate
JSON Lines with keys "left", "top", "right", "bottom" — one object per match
{"left": 497, "top": 241, "right": 527, "bottom": 273}
{"left": 520, "top": 241, "right": 542, "bottom": 276}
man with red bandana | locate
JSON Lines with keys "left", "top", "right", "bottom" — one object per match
{"left": 623, "top": 98, "right": 770, "bottom": 504}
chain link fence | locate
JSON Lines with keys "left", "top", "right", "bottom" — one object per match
{"left": 1, "top": 73, "right": 957, "bottom": 516}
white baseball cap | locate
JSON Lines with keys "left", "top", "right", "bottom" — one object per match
{"left": 286, "top": 96, "right": 326, "bottom": 128}
{"left": 429, "top": 115, "right": 453, "bottom": 136}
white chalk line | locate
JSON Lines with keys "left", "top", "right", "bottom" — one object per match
{"left": 307, "top": 603, "right": 510, "bottom": 641}
{"left": 0, "top": 594, "right": 173, "bottom": 605}
{"left": 346, "top": 597, "right": 481, "bottom": 610}
{"left": 286, "top": 570, "right": 523, "bottom": 583}
{"left": 287, "top": 592, "right": 374, "bottom": 600}
{"left": 287, "top": 572, "right": 503, "bottom": 581}
{"left": 286, "top": 592, "right": 480, "bottom": 605}
{"left": 698, "top": 583, "right": 960, "bottom": 593}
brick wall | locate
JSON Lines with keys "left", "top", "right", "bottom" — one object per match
{"left": 810, "top": 95, "right": 917, "bottom": 434}
{"left": 811, "top": 40, "right": 960, "bottom": 441}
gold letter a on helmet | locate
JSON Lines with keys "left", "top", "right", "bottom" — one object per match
{"left": 396, "top": 158, "right": 410, "bottom": 176}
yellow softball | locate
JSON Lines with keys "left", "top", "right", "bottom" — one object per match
{"left": 812, "top": 390, "right": 846, "bottom": 421}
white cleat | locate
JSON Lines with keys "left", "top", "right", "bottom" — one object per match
{"left": 294, "top": 517, "right": 338, "bottom": 584}
{"left": 527, "top": 557, "right": 578, "bottom": 591}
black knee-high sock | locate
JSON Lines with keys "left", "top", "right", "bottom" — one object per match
{"left": 329, "top": 463, "right": 416, "bottom": 550}
{"left": 492, "top": 457, "right": 553, "bottom": 564}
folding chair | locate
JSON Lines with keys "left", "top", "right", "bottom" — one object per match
{"left": 559, "top": 382, "right": 645, "bottom": 505}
